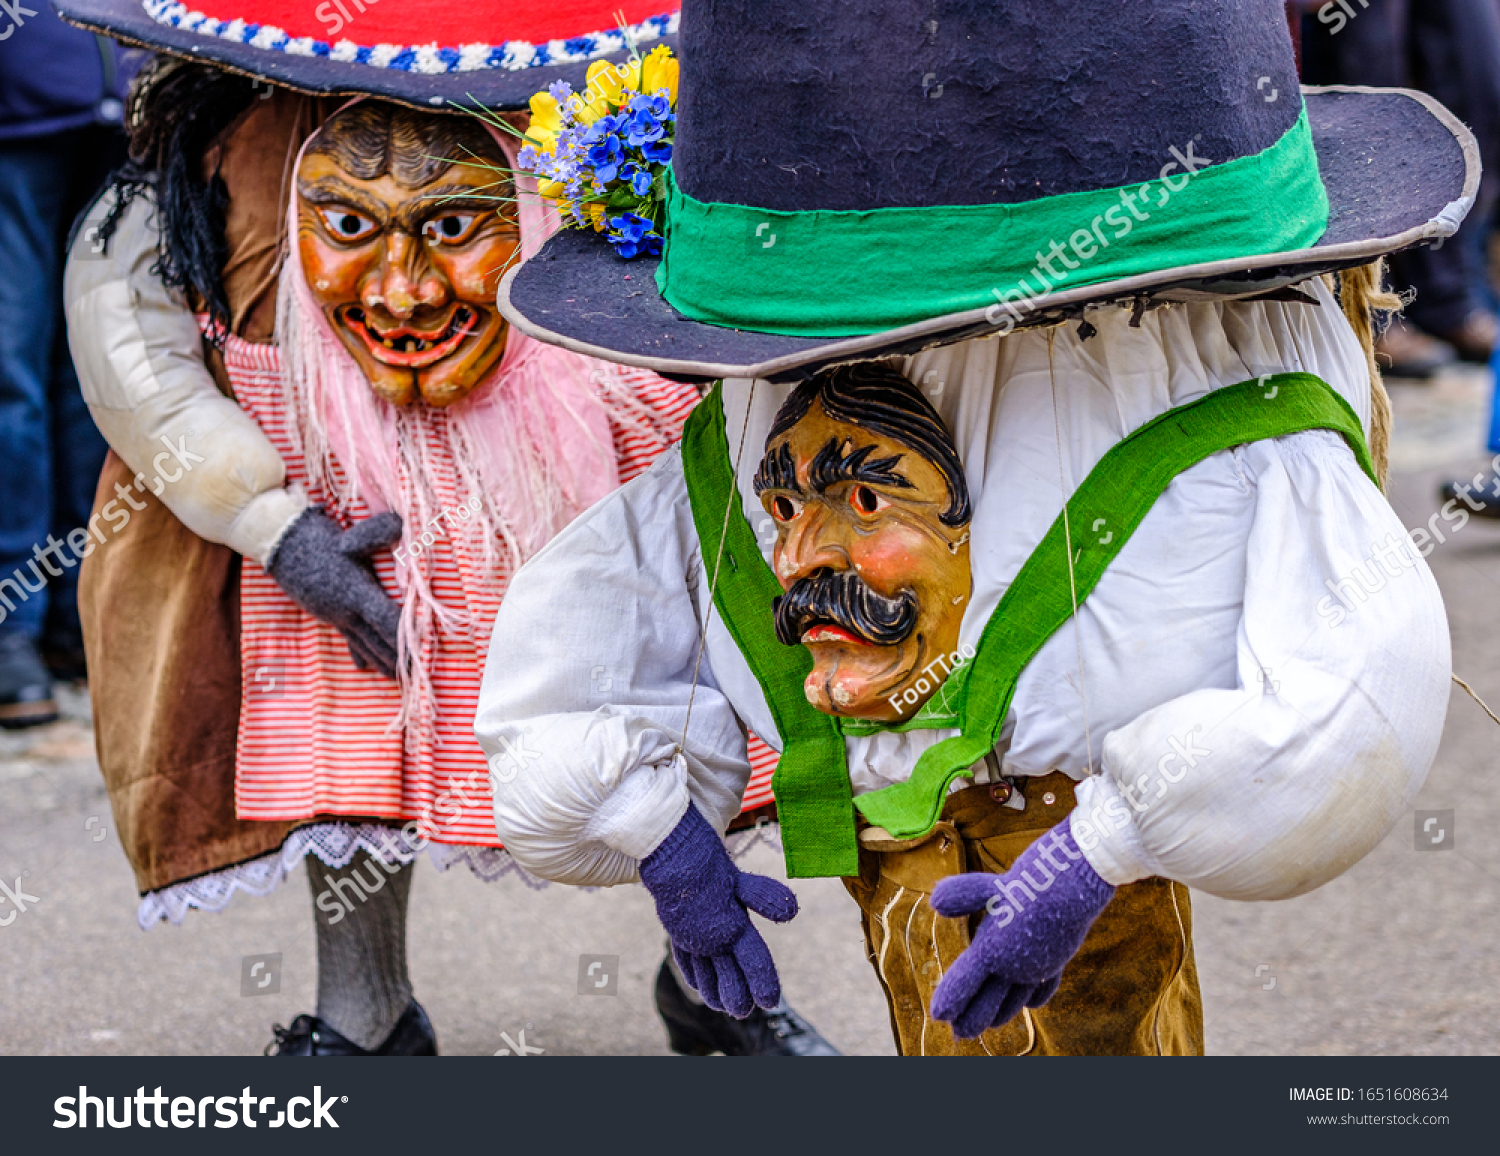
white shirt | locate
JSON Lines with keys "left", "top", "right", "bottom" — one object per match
{"left": 65, "top": 189, "right": 307, "bottom": 564}
{"left": 475, "top": 279, "right": 1451, "bottom": 899}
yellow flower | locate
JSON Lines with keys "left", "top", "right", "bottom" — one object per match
{"left": 640, "top": 45, "right": 678, "bottom": 104}
{"left": 585, "top": 202, "right": 607, "bottom": 232}
{"left": 571, "top": 95, "right": 609, "bottom": 127}
{"left": 528, "top": 91, "right": 562, "bottom": 133}
{"left": 537, "top": 178, "right": 565, "bottom": 200}
{"left": 584, "top": 59, "right": 628, "bottom": 107}
{"left": 524, "top": 91, "right": 562, "bottom": 152}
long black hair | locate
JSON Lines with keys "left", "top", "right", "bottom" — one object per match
{"left": 98, "top": 58, "right": 261, "bottom": 340}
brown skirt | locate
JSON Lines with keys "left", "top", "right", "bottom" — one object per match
{"left": 78, "top": 450, "right": 295, "bottom": 894}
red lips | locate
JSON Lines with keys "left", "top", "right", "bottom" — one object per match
{"left": 343, "top": 305, "right": 478, "bottom": 368}
{"left": 801, "top": 625, "right": 870, "bottom": 645}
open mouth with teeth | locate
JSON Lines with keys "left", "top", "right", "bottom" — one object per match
{"left": 341, "top": 305, "right": 480, "bottom": 368}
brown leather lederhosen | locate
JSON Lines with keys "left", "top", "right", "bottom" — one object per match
{"left": 843, "top": 773, "right": 1204, "bottom": 1056}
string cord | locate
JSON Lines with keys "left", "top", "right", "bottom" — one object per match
{"left": 1453, "top": 673, "right": 1500, "bottom": 729}
{"left": 1048, "top": 331, "right": 1097, "bottom": 775}
{"left": 676, "top": 380, "right": 758, "bottom": 759}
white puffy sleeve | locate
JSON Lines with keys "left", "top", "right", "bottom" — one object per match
{"left": 1071, "top": 428, "right": 1451, "bottom": 900}
{"left": 475, "top": 449, "right": 753, "bottom": 886}
{"left": 64, "top": 188, "right": 306, "bottom": 564}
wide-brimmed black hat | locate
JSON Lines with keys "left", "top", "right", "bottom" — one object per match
{"left": 498, "top": 0, "right": 1479, "bottom": 382}
{"left": 52, "top": 0, "right": 679, "bottom": 110}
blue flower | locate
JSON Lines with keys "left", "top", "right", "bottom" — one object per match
{"left": 624, "top": 111, "right": 665, "bottom": 149}
{"left": 641, "top": 138, "right": 673, "bottom": 164}
{"left": 607, "top": 212, "right": 663, "bottom": 258}
{"left": 548, "top": 80, "right": 574, "bottom": 104}
{"left": 630, "top": 92, "right": 673, "bottom": 121}
{"left": 585, "top": 131, "right": 626, "bottom": 184}
{"left": 580, "top": 113, "right": 625, "bottom": 142}
{"left": 620, "top": 163, "right": 655, "bottom": 197}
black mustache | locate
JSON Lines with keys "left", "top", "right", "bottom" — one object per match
{"left": 773, "top": 571, "right": 919, "bottom": 648}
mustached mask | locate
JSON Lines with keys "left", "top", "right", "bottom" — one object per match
{"left": 754, "top": 362, "right": 973, "bottom": 721}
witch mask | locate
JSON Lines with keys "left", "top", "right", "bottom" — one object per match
{"left": 296, "top": 103, "right": 519, "bottom": 408}
{"left": 754, "top": 363, "right": 973, "bottom": 721}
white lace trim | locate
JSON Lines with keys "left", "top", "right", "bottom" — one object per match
{"left": 725, "top": 818, "right": 783, "bottom": 862}
{"left": 136, "top": 822, "right": 549, "bottom": 928}
{"left": 137, "top": 818, "right": 783, "bottom": 928}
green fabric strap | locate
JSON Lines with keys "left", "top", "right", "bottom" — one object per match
{"left": 656, "top": 108, "right": 1328, "bottom": 338}
{"left": 681, "top": 386, "right": 858, "bottom": 878}
{"left": 854, "top": 372, "right": 1375, "bottom": 840}
{"left": 680, "top": 373, "right": 1375, "bottom": 877}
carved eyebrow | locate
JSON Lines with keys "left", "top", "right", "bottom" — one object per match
{"left": 417, "top": 181, "right": 513, "bottom": 207}
{"left": 753, "top": 441, "right": 800, "bottom": 497}
{"left": 297, "top": 177, "right": 387, "bottom": 219}
{"left": 807, "top": 438, "right": 914, "bottom": 495}
{"left": 418, "top": 195, "right": 514, "bottom": 214}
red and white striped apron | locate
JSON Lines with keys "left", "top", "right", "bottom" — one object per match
{"left": 221, "top": 333, "right": 775, "bottom": 846}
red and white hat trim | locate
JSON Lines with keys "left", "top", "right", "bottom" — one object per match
{"left": 140, "top": 0, "right": 677, "bottom": 74}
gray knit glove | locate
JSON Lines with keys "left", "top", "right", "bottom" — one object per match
{"left": 267, "top": 507, "right": 403, "bottom": 678}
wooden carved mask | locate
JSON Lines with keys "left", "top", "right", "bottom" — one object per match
{"left": 754, "top": 363, "right": 973, "bottom": 722}
{"left": 295, "top": 102, "right": 519, "bottom": 408}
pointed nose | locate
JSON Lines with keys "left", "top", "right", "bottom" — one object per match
{"left": 364, "top": 232, "right": 446, "bottom": 318}
{"left": 775, "top": 502, "right": 850, "bottom": 586}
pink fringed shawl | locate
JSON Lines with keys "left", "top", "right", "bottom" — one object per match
{"left": 273, "top": 123, "right": 664, "bottom": 736}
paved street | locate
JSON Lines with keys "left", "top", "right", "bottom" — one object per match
{"left": 2, "top": 364, "right": 1499, "bottom": 1056}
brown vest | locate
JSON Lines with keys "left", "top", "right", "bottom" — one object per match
{"left": 80, "top": 90, "right": 332, "bottom": 893}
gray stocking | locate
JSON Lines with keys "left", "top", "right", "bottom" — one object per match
{"left": 305, "top": 848, "right": 414, "bottom": 1051}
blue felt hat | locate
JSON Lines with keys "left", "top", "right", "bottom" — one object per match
{"left": 499, "top": 0, "right": 1480, "bottom": 381}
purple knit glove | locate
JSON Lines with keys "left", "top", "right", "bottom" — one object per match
{"left": 639, "top": 803, "right": 798, "bottom": 1018}
{"left": 929, "top": 822, "right": 1115, "bottom": 1039}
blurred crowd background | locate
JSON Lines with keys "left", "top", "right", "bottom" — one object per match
{"left": 0, "top": 6, "right": 140, "bottom": 726}
{"left": 1295, "top": 0, "right": 1500, "bottom": 382}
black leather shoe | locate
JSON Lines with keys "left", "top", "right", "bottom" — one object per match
{"left": 266, "top": 999, "right": 438, "bottom": 1056}
{"left": 0, "top": 632, "right": 57, "bottom": 729}
{"left": 654, "top": 958, "right": 841, "bottom": 1056}
{"left": 1440, "top": 475, "right": 1500, "bottom": 519}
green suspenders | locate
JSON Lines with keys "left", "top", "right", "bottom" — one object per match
{"left": 681, "top": 372, "right": 1378, "bottom": 879}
